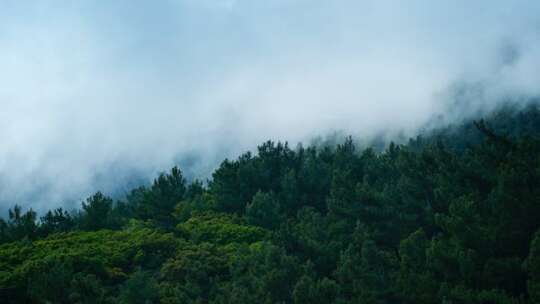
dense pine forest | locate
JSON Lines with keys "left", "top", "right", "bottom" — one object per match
{"left": 2, "top": 104, "right": 540, "bottom": 303}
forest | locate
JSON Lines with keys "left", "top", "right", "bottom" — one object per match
{"left": 1, "top": 103, "right": 540, "bottom": 303}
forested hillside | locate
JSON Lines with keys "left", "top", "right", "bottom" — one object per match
{"left": 2, "top": 104, "right": 540, "bottom": 303}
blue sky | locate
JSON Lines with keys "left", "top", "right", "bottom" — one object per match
{"left": 1, "top": 1, "right": 539, "bottom": 212}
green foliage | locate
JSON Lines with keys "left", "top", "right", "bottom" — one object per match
{"left": 0, "top": 227, "right": 177, "bottom": 302}
{"left": 225, "top": 242, "right": 300, "bottom": 304}
{"left": 4, "top": 205, "right": 38, "bottom": 242}
{"left": 25, "top": 259, "right": 107, "bottom": 303}
{"left": 335, "top": 239, "right": 396, "bottom": 303}
{"left": 118, "top": 270, "right": 159, "bottom": 304}
{"left": 245, "top": 191, "right": 283, "bottom": 229}
{"left": 1, "top": 105, "right": 540, "bottom": 302}
{"left": 398, "top": 229, "right": 437, "bottom": 303}
{"left": 39, "top": 208, "right": 75, "bottom": 236}
{"left": 80, "top": 192, "right": 114, "bottom": 231}
{"left": 160, "top": 243, "right": 228, "bottom": 302}
{"left": 136, "top": 166, "right": 187, "bottom": 229}
{"left": 173, "top": 192, "right": 213, "bottom": 223}
{"left": 527, "top": 229, "right": 540, "bottom": 303}
{"left": 177, "top": 212, "right": 267, "bottom": 245}
{"left": 293, "top": 262, "right": 338, "bottom": 304}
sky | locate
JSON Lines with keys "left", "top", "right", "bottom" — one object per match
{"left": 1, "top": 0, "right": 540, "bottom": 213}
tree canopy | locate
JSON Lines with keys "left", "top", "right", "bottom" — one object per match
{"left": 2, "top": 104, "right": 540, "bottom": 303}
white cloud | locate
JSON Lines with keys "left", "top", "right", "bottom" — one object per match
{"left": 0, "top": 0, "right": 539, "bottom": 212}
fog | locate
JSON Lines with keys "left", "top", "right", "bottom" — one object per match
{"left": 1, "top": 0, "right": 539, "bottom": 213}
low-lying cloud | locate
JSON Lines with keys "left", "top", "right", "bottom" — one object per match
{"left": 1, "top": 0, "right": 539, "bottom": 213}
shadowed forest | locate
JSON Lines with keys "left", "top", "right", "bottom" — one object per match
{"left": 2, "top": 104, "right": 540, "bottom": 303}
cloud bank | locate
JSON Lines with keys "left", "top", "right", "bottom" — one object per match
{"left": 1, "top": 0, "right": 539, "bottom": 212}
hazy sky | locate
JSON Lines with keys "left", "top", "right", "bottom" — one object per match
{"left": 1, "top": 0, "right": 540, "bottom": 212}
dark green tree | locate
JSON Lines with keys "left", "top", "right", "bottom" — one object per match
{"left": 80, "top": 192, "right": 113, "bottom": 231}
{"left": 39, "top": 207, "right": 74, "bottom": 236}
{"left": 245, "top": 191, "right": 282, "bottom": 230}
{"left": 527, "top": 229, "right": 540, "bottom": 302}
{"left": 136, "top": 166, "right": 186, "bottom": 228}
{"left": 118, "top": 270, "right": 160, "bottom": 304}
{"left": 6, "top": 205, "right": 38, "bottom": 241}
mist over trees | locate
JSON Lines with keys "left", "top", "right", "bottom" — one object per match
{"left": 2, "top": 1, "right": 540, "bottom": 215}
{"left": 1, "top": 104, "right": 540, "bottom": 303}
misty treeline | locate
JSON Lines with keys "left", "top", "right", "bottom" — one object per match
{"left": 2, "top": 104, "right": 540, "bottom": 303}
